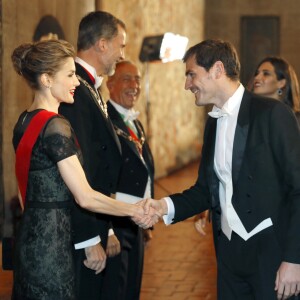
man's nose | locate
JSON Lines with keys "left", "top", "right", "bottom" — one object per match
{"left": 120, "top": 48, "right": 125, "bottom": 60}
{"left": 184, "top": 79, "right": 191, "bottom": 90}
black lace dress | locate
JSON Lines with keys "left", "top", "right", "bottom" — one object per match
{"left": 12, "top": 110, "right": 82, "bottom": 300}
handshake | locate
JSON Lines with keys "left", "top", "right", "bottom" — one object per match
{"left": 131, "top": 198, "right": 168, "bottom": 229}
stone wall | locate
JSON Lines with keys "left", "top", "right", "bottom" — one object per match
{"left": 205, "top": 0, "right": 300, "bottom": 85}
{"left": 99, "top": 0, "right": 205, "bottom": 177}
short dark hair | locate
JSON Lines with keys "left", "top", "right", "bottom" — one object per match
{"left": 183, "top": 39, "right": 240, "bottom": 81}
{"left": 77, "top": 11, "right": 126, "bottom": 51}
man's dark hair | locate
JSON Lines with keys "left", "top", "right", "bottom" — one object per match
{"left": 77, "top": 11, "right": 126, "bottom": 51}
{"left": 183, "top": 39, "right": 240, "bottom": 81}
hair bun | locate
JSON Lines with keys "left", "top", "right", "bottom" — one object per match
{"left": 11, "top": 43, "right": 33, "bottom": 75}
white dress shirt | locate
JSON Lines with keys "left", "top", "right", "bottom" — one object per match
{"left": 164, "top": 84, "right": 272, "bottom": 241}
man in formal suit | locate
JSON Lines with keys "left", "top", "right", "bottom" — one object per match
{"left": 100, "top": 60, "right": 155, "bottom": 300}
{"left": 144, "top": 39, "right": 300, "bottom": 299}
{"left": 59, "top": 11, "right": 126, "bottom": 300}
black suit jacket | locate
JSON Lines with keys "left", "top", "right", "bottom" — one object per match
{"left": 100, "top": 102, "right": 155, "bottom": 300}
{"left": 59, "top": 63, "right": 122, "bottom": 245}
{"left": 107, "top": 101, "right": 155, "bottom": 197}
{"left": 170, "top": 90, "right": 300, "bottom": 263}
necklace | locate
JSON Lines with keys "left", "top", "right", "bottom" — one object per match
{"left": 113, "top": 123, "right": 145, "bottom": 156}
{"left": 77, "top": 75, "right": 108, "bottom": 118}
{"left": 21, "top": 112, "right": 28, "bottom": 125}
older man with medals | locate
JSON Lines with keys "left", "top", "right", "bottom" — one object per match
{"left": 101, "top": 60, "right": 155, "bottom": 300}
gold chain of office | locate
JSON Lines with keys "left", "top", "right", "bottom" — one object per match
{"left": 77, "top": 75, "right": 108, "bottom": 118}
{"left": 113, "top": 123, "right": 145, "bottom": 155}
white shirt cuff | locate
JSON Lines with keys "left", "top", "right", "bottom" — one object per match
{"left": 108, "top": 229, "right": 115, "bottom": 236}
{"left": 115, "top": 192, "right": 142, "bottom": 204}
{"left": 74, "top": 236, "right": 101, "bottom": 250}
{"left": 162, "top": 197, "right": 175, "bottom": 225}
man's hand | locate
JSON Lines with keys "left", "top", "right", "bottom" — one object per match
{"left": 142, "top": 198, "right": 168, "bottom": 217}
{"left": 106, "top": 234, "right": 121, "bottom": 257}
{"left": 275, "top": 261, "right": 300, "bottom": 299}
{"left": 131, "top": 200, "right": 162, "bottom": 229}
{"left": 83, "top": 243, "right": 107, "bottom": 274}
{"left": 194, "top": 210, "right": 209, "bottom": 236}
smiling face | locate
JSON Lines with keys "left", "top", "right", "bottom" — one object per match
{"left": 101, "top": 25, "right": 126, "bottom": 76}
{"left": 184, "top": 55, "right": 217, "bottom": 107}
{"left": 107, "top": 62, "right": 141, "bottom": 109}
{"left": 253, "top": 61, "right": 286, "bottom": 100}
{"left": 50, "top": 57, "right": 80, "bottom": 104}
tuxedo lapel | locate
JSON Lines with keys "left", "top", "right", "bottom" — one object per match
{"left": 232, "top": 91, "right": 251, "bottom": 185}
{"left": 119, "top": 118, "right": 141, "bottom": 159}
{"left": 134, "top": 119, "right": 152, "bottom": 164}
{"left": 106, "top": 117, "right": 122, "bottom": 154}
{"left": 206, "top": 118, "right": 217, "bottom": 175}
{"left": 205, "top": 118, "right": 219, "bottom": 208}
{"left": 76, "top": 64, "right": 122, "bottom": 154}
{"left": 107, "top": 102, "right": 142, "bottom": 160}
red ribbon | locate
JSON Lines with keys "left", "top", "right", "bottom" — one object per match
{"left": 126, "top": 126, "right": 143, "bottom": 155}
{"left": 15, "top": 110, "right": 57, "bottom": 205}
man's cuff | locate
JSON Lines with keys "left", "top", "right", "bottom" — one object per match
{"left": 162, "top": 197, "right": 175, "bottom": 225}
{"left": 74, "top": 236, "right": 101, "bottom": 250}
{"left": 108, "top": 229, "right": 115, "bottom": 236}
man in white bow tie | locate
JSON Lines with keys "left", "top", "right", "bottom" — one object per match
{"left": 101, "top": 61, "right": 155, "bottom": 300}
{"left": 143, "top": 39, "right": 300, "bottom": 300}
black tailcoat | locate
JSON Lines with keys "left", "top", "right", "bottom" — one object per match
{"left": 59, "top": 63, "right": 122, "bottom": 299}
{"left": 170, "top": 90, "right": 300, "bottom": 264}
{"left": 100, "top": 101, "right": 155, "bottom": 300}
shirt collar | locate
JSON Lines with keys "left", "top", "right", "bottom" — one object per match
{"left": 209, "top": 84, "right": 245, "bottom": 117}
{"left": 75, "top": 57, "right": 103, "bottom": 89}
{"left": 109, "top": 100, "right": 140, "bottom": 122}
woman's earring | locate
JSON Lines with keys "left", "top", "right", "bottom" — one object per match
{"left": 277, "top": 88, "right": 283, "bottom": 96}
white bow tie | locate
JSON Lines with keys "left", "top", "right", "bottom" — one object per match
{"left": 123, "top": 110, "right": 140, "bottom": 122}
{"left": 208, "top": 108, "right": 230, "bottom": 118}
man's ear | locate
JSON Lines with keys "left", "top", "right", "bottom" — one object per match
{"left": 213, "top": 61, "right": 225, "bottom": 79}
{"left": 95, "top": 38, "right": 107, "bottom": 52}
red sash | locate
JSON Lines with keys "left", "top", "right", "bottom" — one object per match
{"left": 15, "top": 110, "right": 57, "bottom": 206}
{"left": 126, "top": 126, "right": 143, "bottom": 155}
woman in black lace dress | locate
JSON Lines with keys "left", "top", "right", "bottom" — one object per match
{"left": 11, "top": 40, "right": 158, "bottom": 300}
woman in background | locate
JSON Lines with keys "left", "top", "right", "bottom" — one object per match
{"left": 11, "top": 39, "right": 157, "bottom": 300}
{"left": 252, "top": 56, "right": 300, "bottom": 123}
